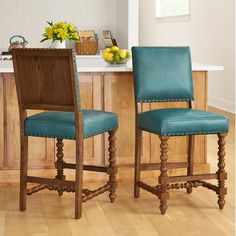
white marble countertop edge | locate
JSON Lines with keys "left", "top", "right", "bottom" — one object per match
{"left": 0, "top": 57, "right": 224, "bottom": 73}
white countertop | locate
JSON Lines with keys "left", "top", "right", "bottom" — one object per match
{"left": 0, "top": 55, "right": 224, "bottom": 73}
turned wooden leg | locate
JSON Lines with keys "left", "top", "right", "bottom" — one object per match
{"left": 108, "top": 129, "right": 117, "bottom": 203}
{"left": 134, "top": 128, "right": 142, "bottom": 198}
{"left": 217, "top": 133, "right": 227, "bottom": 209}
{"left": 20, "top": 134, "right": 28, "bottom": 211}
{"left": 158, "top": 136, "right": 169, "bottom": 215}
{"left": 187, "top": 135, "right": 195, "bottom": 194}
{"left": 55, "top": 138, "right": 65, "bottom": 196}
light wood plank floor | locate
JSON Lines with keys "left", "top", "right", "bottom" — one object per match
{"left": 0, "top": 108, "right": 235, "bottom": 236}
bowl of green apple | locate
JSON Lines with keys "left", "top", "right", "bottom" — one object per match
{"left": 100, "top": 46, "right": 131, "bottom": 65}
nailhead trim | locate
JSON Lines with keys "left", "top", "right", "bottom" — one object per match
{"left": 139, "top": 127, "right": 229, "bottom": 136}
{"left": 72, "top": 49, "right": 82, "bottom": 111}
{"left": 137, "top": 98, "right": 193, "bottom": 103}
{"left": 25, "top": 126, "right": 118, "bottom": 140}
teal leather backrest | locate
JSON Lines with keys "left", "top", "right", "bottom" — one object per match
{"left": 132, "top": 47, "right": 194, "bottom": 102}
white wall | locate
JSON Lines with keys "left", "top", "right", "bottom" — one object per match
{"left": 116, "top": 0, "right": 128, "bottom": 49}
{"left": 139, "top": 0, "right": 235, "bottom": 113}
{"left": 116, "top": 0, "right": 139, "bottom": 49}
{"left": 0, "top": 0, "right": 118, "bottom": 49}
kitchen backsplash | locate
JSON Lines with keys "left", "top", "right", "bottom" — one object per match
{"left": 0, "top": 0, "right": 121, "bottom": 50}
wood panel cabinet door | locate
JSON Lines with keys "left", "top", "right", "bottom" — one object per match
{"left": 0, "top": 75, "right": 4, "bottom": 168}
{"left": 4, "top": 74, "right": 54, "bottom": 169}
{"left": 104, "top": 72, "right": 135, "bottom": 164}
{"left": 62, "top": 74, "right": 104, "bottom": 165}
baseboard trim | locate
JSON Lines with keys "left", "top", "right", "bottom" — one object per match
{"left": 208, "top": 96, "right": 235, "bottom": 114}
{"left": 208, "top": 106, "right": 235, "bottom": 121}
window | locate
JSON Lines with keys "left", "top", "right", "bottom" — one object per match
{"left": 156, "top": 0, "right": 190, "bottom": 19}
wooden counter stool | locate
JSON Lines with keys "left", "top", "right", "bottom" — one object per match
{"left": 132, "top": 46, "right": 229, "bottom": 214}
{"left": 12, "top": 48, "right": 118, "bottom": 219}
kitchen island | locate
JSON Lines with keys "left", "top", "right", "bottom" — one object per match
{"left": 0, "top": 56, "right": 223, "bottom": 183}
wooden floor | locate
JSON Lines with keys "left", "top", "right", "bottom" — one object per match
{"left": 0, "top": 107, "right": 235, "bottom": 236}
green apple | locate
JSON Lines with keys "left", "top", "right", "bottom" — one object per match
{"left": 114, "top": 54, "right": 120, "bottom": 61}
{"left": 110, "top": 46, "right": 119, "bottom": 53}
{"left": 104, "top": 48, "right": 111, "bottom": 53}
{"left": 106, "top": 52, "right": 114, "bottom": 62}
{"left": 118, "top": 49, "right": 127, "bottom": 59}
{"left": 126, "top": 51, "right": 131, "bottom": 59}
{"left": 103, "top": 52, "right": 109, "bottom": 59}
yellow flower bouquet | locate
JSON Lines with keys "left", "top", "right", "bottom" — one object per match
{"left": 40, "top": 21, "right": 79, "bottom": 43}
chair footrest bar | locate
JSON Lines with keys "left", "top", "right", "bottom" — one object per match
{"left": 199, "top": 181, "right": 218, "bottom": 192}
{"left": 63, "top": 163, "right": 108, "bottom": 172}
{"left": 82, "top": 184, "right": 110, "bottom": 202}
{"left": 140, "top": 162, "right": 188, "bottom": 171}
{"left": 27, "top": 184, "right": 46, "bottom": 195}
{"left": 138, "top": 181, "right": 160, "bottom": 196}
{"left": 168, "top": 173, "right": 217, "bottom": 182}
{"left": 26, "top": 182, "right": 111, "bottom": 200}
{"left": 138, "top": 180, "right": 217, "bottom": 196}
{"left": 45, "top": 184, "right": 75, "bottom": 193}
{"left": 165, "top": 181, "right": 203, "bottom": 190}
{"left": 27, "top": 184, "right": 75, "bottom": 195}
{"left": 26, "top": 176, "right": 75, "bottom": 188}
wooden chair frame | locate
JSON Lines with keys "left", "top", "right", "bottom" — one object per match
{"left": 12, "top": 49, "right": 117, "bottom": 219}
{"left": 134, "top": 100, "right": 227, "bottom": 214}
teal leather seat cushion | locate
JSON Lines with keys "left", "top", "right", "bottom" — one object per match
{"left": 138, "top": 108, "right": 228, "bottom": 136}
{"left": 24, "top": 110, "right": 118, "bottom": 139}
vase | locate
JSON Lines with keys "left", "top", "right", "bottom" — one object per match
{"left": 51, "top": 40, "right": 66, "bottom": 49}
